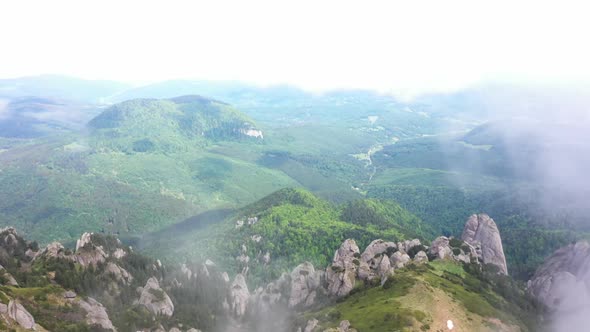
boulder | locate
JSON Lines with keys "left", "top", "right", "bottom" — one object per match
{"left": 326, "top": 239, "right": 359, "bottom": 298}
{"left": 289, "top": 262, "right": 322, "bottom": 308}
{"left": 229, "top": 273, "right": 250, "bottom": 317}
{"left": 186, "top": 329, "right": 202, "bottom": 332}
{"left": 413, "top": 251, "right": 429, "bottom": 264}
{"left": 461, "top": 214, "right": 508, "bottom": 275}
{"left": 428, "top": 236, "right": 453, "bottom": 260}
{"left": 137, "top": 277, "right": 174, "bottom": 317}
{"left": 397, "top": 239, "right": 422, "bottom": 254}
{"left": 63, "top": 290, "right": 77, "bottom": 299}
{"left": 8, "top": 300, "right": 35, "bottom": 330}
{"left": 169, "top": 328, "right": 181, "bottom": 332}
{"left": 389, "top": 251, "right": 411, "bottom": 269}
{"left": 78, "top": 297, "right": 116, "bottom": 331}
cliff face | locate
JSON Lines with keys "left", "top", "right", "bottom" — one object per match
{"left": 461, "top": 213, "right": 508, "bottom": 275}
{"left": 527, "top": 241, "right": 590, "bottom": 332}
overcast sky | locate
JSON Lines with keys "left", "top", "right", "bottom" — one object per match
{"left": 1, "top": 0, "right": 589, "bottom": 96}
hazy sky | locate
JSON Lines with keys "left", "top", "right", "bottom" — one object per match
{"left": 1, "top": 0, "right": 589, "bottom": 95}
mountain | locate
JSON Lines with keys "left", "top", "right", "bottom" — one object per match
{"left": 0, "top": 96, "right": 297, "bottom": 246}
{"left": 0, "top": 214, "right": 539, "bottom": 332}
{"left": 88, "top": 95, "right": 264, "bottom": 152}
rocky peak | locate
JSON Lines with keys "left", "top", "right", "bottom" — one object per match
{"left": 289, "top": 261, "right": 323, "bottom": 308}
{"left": 137, "top": 277, "right": 175, "bottom": 317}
{"left": 326, "top": 239, "right": 360, "bottom": 298}
{"left": 461, "top": 214, "right": 508, "bottom": 275}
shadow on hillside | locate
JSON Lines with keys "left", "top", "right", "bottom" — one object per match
{"left": 125, "top": 208, "right": 234, "bottom": 249}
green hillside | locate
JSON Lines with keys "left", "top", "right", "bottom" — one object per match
{"left": 0, "top": 97, "right": 299, "bottom": 246}
{"left": 137, "top": 188, "right": 433, "bottom": 286}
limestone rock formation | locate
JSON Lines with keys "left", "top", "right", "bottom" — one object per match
{"left": 104, "top": 262, "right": 133, "bottom": 285}
{"left": 428, "top": 236, "right": 453, "bottom": 260}
{"left": 78, "top": 297, "right": 116, "bottom": 331}
{"left": 527, "top": 241, "right": 590, "bottom": 311}
{"left": 8, "top": 300, "right": 36, "bottom": 330}
{"left": 229, "top": 273, "right": 250, "bottom": 317}
{"left": 358, "top": 239, "right": 396, "bottom": 281}
{"left": 137, "top": 277, "right": 175, "bottom": 317}
{"left": 389, "top": 251, "right": 411, "bottom": 269}
{"left": 461, "top": 214, "right": 508, "bottom": 275}
{"left": 326, "top": 239, "right": 359, "bottom": 298}
{"left": 413, "top": 251, "right": 429, "bottom": 264}
{"left": 289, "top": 262, "right": 322, "bottom": 308}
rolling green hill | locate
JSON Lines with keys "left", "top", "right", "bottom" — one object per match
{"left": 0, "top": 96, "right": 299, "bottom": 245}
{"left": 136, "top": 188, "right": 433, "bottom": 286}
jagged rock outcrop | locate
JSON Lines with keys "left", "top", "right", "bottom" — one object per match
{"left": 326, "top": 239, "right": 360, "bottom": 298}
{"left": 389, "top": 251, "right": 411, "bottom": 269}
{"left": 8, "top": 300, "right": 36, "bottom": 330}
{"left": 527, "top": 241, "right": 590, "bottom": 311}
{"left": 461, "top": 214, "right": 508, "bottom": 275}
{"left": 428, "top": 236, "right": 453, "bottom": 260}
{"left": 289, "top": 262, "right": 323, "bottom": 308}
{"left": 37, "top": 241, "right": 68, "bottom": 260}
{"left": 413, "top": 251, "right": 428, "bottom": 264}
{"left": 229, "top": 273, "right": 250, "bottom": 317}
{"left": 104, "top": 262, "right": 133, "bottom": 285}
{"left": 397, "top": 239, "right": 422, "bottom": 254}
{"left": 358, "top": 239, "right": 396, "bottom": 281}
{"left": 137, "top": 277, "right": 174, "bottom": 317}
{"left": 78, "top": 297, "right": 116, "bottom": 331}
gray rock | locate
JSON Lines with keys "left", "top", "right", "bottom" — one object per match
{"left": 0, "top": 265, "right": 19, "bottom": 286}
{"left": 138, "top": 277, "right": 174, "bottom": 317}
{"left": 64, "top": 290, "right": 77, "bottom": 299}
{"left": 289, "top": 262, "right": 322, "bottom": 308}
{"left": 304, "top": 318, "right": 319, "bottom": 332}
{"left": 8, "top": 300, "right": 36, "bottom": 330}
{"left": 397, "top": 239, "right": 422, "bottom": 254}
{"left": 413, "top": 251, "right": 429, "bottom": 264}
{"left": 527, "top": 241, "right": 590, "bottom": 312}
{"left": 229, "top": 273, "right": 250, "bottom": 317}
{"left": 0, "top": 302, "right": 7, "bottom": 314}
{"left": 104, "top": 262, "right": 133, "bottom": 285}
{"left": 169, "top": 328, "right": 181, "bottom": 332}
{"left": 326, "top": 239, "right": 359, "bottom": 298}
{"left": 428, "top": 236, "right": 453, "bottom": 260}
{"left": 389, "top": 251, "right": 411, "bottom": 269}
{"left": 461, "top": 214, "right": 508, "bottom": 275}
{"left": 78, "top": 297, "right": 116, "bottom": 331}
{"left": 186, "top": 329, "right": 202, "bottom": 332}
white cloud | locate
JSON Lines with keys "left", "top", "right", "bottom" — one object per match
{"left": 1, "top": 0, "right": 589, "bottom": 95}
